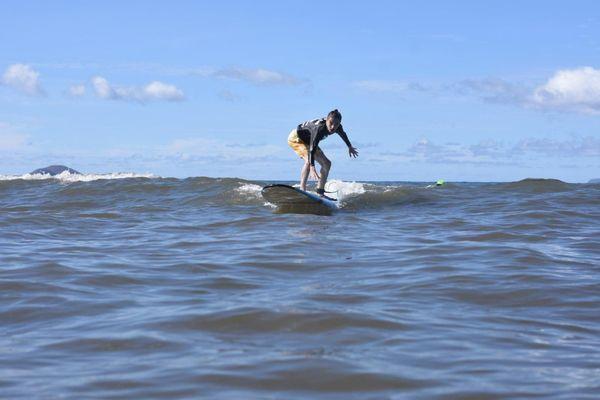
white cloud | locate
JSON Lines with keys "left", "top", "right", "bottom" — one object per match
{"left": 68, "top": 84, "right": 86, "bottom": 97}
{"left": 91, "top": 76, "right": 113, "bottom": 98}
{"left": 91, "top": 76, "right": 185, "bottom": 102}
{"left": 532, "top": 66, "right": 600, "bottom": 114}
{"left": 143, "top": 81, "right": 185, "bottom": 101}
{"left": 212, "top": 68, "right": 300, "bottom": 86}
{"left": 353, "top": 80, "right": 428, "bottom": 93}
{"left": 1, "top": 64, "right": 44, "bottom": 95}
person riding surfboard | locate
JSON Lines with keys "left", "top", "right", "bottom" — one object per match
{"left": 287, "top": 109, "right": 359, "bottom": 199}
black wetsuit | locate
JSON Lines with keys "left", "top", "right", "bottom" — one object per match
{"left": 296, "top": 118, "right": 352, "bottom": 166}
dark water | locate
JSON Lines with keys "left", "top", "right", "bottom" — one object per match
{"left": 1, "top": 175, "right": 599, "bottom": 399}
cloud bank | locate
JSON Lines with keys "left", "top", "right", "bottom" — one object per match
{"left": 355, "top": 66, "right": 600, "bottom": 115}
{"left": 91, "top": 76, "right": 185, "bottom": 102}
{"left": 379, "top": 136, "right": 600, "bottom": 165}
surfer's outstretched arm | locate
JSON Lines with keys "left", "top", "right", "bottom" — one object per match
{"left": 337, "top": 125, "right": 359, "bottom": 158}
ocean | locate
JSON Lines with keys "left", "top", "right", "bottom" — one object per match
{"left": 1, "top": 173, "right": 599, "bottom": 399}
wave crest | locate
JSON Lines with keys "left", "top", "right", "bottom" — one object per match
{"left": 0, "top": 171, "right": 158, "bottom": 182}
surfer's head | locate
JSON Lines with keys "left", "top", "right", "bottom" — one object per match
{"left": 326, "top": 109, "right": 342, "bottom": 132}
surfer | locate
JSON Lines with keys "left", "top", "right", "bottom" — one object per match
{"left": 288, "top": 109, "right": 358, "bottom": 199}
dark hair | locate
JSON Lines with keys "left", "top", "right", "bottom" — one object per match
{"left": 327, "top": 109, "right": 342, "bottom": 121}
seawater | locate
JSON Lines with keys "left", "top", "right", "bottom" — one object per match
{"left": 1, "top": 173, "right": 599, "bottom": 399}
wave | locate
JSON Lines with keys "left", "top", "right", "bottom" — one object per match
{"left": 320, "top": 180, "right": 436, "bottom": 209}
{"left": 0, "top": 171, "right": 157, "bottom": 182}
{"left": 1, "top": 175, "right": 585, "bottom": 213}
{"left": 0, "top": 175, "right": 446, "bottom": 211}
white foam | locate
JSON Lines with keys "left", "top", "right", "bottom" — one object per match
{"left": 236, "top": 183, "right": 263, "bottom": 195}
{"left": 234, "top": 183, "right": 277, "bottom": 208}
{"left": 289, "top": 179, "right": 366, "bottom": 208}
{"left": 324, "top": 179, "right": 366, "bottom": 201}
{"left": 0, "top": 171, "right": 157, "bottom": 182}
{"left": 235, "top": 183, "right": 263, "bottom": 200}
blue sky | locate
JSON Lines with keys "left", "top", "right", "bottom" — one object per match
{"left": 1, "top": 1, "right": 599, "bottom": 182}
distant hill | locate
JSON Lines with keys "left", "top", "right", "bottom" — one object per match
{"left": 589, "top": 178, "right": 600, "bottom": 183}
{"left": 30, "top": 165, "right": 81, "bottom": 176}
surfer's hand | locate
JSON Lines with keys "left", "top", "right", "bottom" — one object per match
{"left": 309, "top": 166, "right": 320, "bottom": 180}
{"left": 349, "top": 146, "right": 359, "bottom": 158}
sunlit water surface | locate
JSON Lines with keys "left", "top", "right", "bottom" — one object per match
{"left": 1, "top": 174, "right": 598, "bottom": 399}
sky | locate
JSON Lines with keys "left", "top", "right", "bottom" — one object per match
{"left": 1, "top": 0, "right": 599, "bottom": 182}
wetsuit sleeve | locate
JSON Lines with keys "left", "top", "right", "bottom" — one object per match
{"left": 337, "top": 125, "right": 352, "bottom": 148}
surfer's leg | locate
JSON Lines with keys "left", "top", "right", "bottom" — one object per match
{"left": 314, "top": 148, "right": 331, "bottom": 191}
{"left": 288, "top": 129, "right": 311, "bottom": 190}
{"left": 300, "top": 157, "right": 310, "bottom": 191}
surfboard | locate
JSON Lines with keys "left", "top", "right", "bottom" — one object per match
{"left": 261, "top": 184, "right": 337, "bottom": 214}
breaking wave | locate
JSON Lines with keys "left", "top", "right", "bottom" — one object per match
{"left": 0, "top": 174, "right": 589, "bottom": 213}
